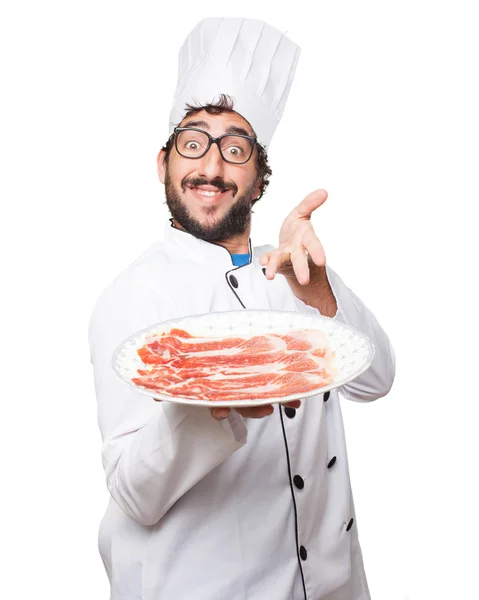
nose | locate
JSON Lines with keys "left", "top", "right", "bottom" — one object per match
{"left": 197, "top": 141, "right": 225, "bottom": 181}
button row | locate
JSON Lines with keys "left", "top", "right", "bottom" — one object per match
{"left": 293, "top": 456, "right": 337, "bottom": 491}
{"left": 230, "top": 268, "right": 268, "bottom": 287}
{"left": 293, "top": 459, "right": 337, "bottom": 491}
{"left": 286, "top": 388, "right": 350, "bottom": 569}
{"left": 299, "top": 518, "right": 354, "bottom": 564}
{"left": 285, "top": 393, "right": 329, "bottom": 419}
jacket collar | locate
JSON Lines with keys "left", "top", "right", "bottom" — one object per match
{"left": 163, "top": 218, "right": 253, "bottom": 268}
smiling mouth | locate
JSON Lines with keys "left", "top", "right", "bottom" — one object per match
{"left": 192, "top": 188, "right": 224, "bottom": 196}
{"left": 187, "top": 185, "right": 231, "bottom": 200}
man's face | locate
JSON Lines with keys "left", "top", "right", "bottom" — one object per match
{"left": 157, "top": 110, "right": 261, "bottom": 243}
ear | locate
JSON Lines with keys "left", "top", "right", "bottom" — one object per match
{"left": 157, "top": 149, "right": 167, "bottom": 184}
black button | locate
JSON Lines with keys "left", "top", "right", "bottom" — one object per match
{"left": 229, "top": 274, "right": 239, "bottom": 288}
{"left": 262, "top": 267, "right": 267, "bottom": 276}
{"left": 323, "top": 391, "right": 330, "bottom": 402}
{"left": 327, "top": 456, "right": 337, "bottom": 469}
{"left": 293, "top": 475, "right": 304, "bottom": 490}
{"left": 299, "top": 546, "right": 307, "bottom": 560}
{"left": 284, "top": 407, "right": 296, "bottom": 418}
{"left": 346, "top": 518, "right": 354, "bottom": 532}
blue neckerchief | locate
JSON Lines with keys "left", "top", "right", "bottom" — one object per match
{"left": 231, "top": 254, "right": 250, "bottom": 267}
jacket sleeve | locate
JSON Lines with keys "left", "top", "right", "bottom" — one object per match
{"left": 88, "top": 279, "right": 248, "bottom": 526}
{"left": 324, "top": 264, "right": 396, "bottom": 402}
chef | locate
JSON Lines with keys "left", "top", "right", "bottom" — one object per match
{"left": 89, "top": 17, "right": 396, "bottom": 600}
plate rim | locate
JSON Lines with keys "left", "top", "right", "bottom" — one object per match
{"left": 111, "top": 308, "right": 375, "bottom": 407}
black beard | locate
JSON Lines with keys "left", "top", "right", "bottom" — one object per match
{"left": 164, "top": 168, "right": 256, "bottom": 243}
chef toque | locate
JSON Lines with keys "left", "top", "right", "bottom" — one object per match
{"left": 168, "top": 17, "right": 301, "bottom": 150}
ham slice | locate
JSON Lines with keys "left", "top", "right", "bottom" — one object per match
{"left": 131, "top": 327, "right": 337, "bottom": 401}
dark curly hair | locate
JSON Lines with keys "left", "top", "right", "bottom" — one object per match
{"left": 160, "top": 94, "right": 272, "bottom": 205}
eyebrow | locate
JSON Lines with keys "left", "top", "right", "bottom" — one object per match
{"left": 182, "top": 119, "right": 254, "bottom": 138}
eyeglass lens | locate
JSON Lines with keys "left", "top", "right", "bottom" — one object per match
{"left": 176, "top": 130, "right": 252, "bottom": 163}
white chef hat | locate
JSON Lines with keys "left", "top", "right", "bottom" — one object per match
{"left": 168, "top": 17, "right": 301, "bottom": 150}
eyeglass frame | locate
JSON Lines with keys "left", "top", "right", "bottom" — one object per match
{"left": 173, "top": 127, "right": 257, "bottom": 165}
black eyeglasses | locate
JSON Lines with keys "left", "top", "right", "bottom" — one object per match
{"left": 174, "top": 127, "right": 257, "bottom": 164}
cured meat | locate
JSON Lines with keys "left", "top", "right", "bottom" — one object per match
{"left": 131, "top": 327, "right": 337, "bottom": 401}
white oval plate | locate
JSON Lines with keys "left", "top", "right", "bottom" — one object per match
{"left": 112, "top": 309, "right": 375, "bottom": 407}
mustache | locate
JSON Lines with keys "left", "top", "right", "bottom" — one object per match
{"left": 182, "top": 177, "right": 238, "bottom": 195}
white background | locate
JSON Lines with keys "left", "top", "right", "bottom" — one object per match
{"left": 1, "top": 1, "right": 478, "bottom": 598}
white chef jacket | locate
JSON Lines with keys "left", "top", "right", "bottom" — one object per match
{"left": 89, "top": 219, "right": 396, "bottom": 600}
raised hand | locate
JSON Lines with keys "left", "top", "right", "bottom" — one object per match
{"left": 259, "top": 189, "right": 328, "bottom": 285}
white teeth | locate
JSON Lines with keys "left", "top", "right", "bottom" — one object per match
{"left": 192, "top": 188, "right": 223, "bottom": 197}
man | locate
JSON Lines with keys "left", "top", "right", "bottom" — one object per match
{"left": 89, "top": 18, "right": 396, "bottom": 600}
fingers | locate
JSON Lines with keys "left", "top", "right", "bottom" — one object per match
{"left": 290, "top": 246, "right": 310, "bottom": 285}
{"left": 263, "top": 250, "right": 290, "bottom": 280}
{"left": 259, "top": 251, "right": 273, "bottom": 266}
{"left": 303, "top": 228, "right": 326, "bottom": 267}
{"left": 281, "top": 399, "right": 302, "bottom": 409}
{"left": 210, "top": 407, "right": 231, "bottom": 420}
{"left": 211, "top": 401, "right": 302, "bottom": 420}
{"left": 261, "top": 243, "right": 324, "bottom": 284}
{"left": 295, "top": 189, "right": 328, "bottom": 219}
{"left": 235, "top": 405, "right": 275, "bottom": 419}
{"left": 263, "top": 248, "right": 310, "bottom": 284}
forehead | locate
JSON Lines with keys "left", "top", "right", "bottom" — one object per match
{"left": 179, "top": 109, "right": 255, "bottom": 138}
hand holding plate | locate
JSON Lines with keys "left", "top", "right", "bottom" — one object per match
{"left": 210, "top": 399, "right": 302, "bottom": 420}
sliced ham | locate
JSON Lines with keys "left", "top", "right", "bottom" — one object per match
{"left": 131, "top": 327, "right": 337, "bottom": 401}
